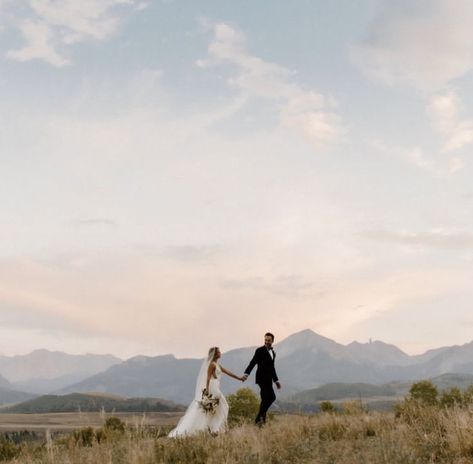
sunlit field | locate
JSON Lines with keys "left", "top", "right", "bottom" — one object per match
{"left": 2, "top": 405, "right": 473, "bottom": 463}
{"left": 0, "top": 412, "right": 181, "bottom": 433}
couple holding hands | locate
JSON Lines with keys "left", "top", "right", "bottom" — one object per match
{"left": 169, "top": 332, "right": 280, "bottom": 437}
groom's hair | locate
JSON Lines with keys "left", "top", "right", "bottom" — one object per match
{"left": 265, "top": 332, "right": 274, "bottom": 341}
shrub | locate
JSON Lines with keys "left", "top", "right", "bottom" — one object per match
{"left": 319, "top": 401, "right": 336, "bottom": 413}
{"left": 463, "top": 385, "right": 473, "bottom": 405}
{"left": 94, "top": 416, "right": 127, "bottom": 443}
{"left": 103, "top": 416, "right": 126, "bottom": 433}
{"left": 72, "top": 427, "right": 95, "bottom": 447}
{"left": 227, "top": 388, "right": 260, "bottom": 425}
{"left": 440, "top": 387, "right": 463, "bottom": 408}
{"left": 342, "top": 400, "right": 365, "bottom": 415}
{"left": 409, "top": 380, "right": 438, "bottom": 406}
{"left": 0, "top": 438, "right": 21, "bottom": 461}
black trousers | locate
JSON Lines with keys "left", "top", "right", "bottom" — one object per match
{"left": 255, "top": 382, "right": 276, "bottom": 423}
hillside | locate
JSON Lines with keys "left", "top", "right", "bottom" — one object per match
{"left": 281, "top": 374, "right": 473, "bottom": 413}
{"left": 1, "top": 392, "right": 184, "bottom": 413}
{"left": 56, "top": 354, "right": 202, "bottom": 404}
{"left": 290, "top": 382, "right": 398, "bottom": 403}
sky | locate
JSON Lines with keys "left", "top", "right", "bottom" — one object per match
{"left": 1, "top": 0, "right": 473, "bottom": 359}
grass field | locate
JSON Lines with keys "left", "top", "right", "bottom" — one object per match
{"left": 0, "top": 411, "right": 183, "bottom": 432}
{"left": 1, "top": 404, "right": 473, "bottom": 463}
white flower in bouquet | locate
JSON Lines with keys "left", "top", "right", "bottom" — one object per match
{"left": 198, "top": 389, "right": 220, "bottom": 415}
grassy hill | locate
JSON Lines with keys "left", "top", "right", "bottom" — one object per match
{"left": 281, "top": 374, "right": 473, "bottom": 413}
{"left": 290, "top": 382, "right": 398, "bottom": 403}
{"left": 1, "top": 392, "right": 184, "bottom": 413}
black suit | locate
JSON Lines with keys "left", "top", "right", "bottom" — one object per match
{"left": 244, "top": 346, "right": 279, "bottom": 424}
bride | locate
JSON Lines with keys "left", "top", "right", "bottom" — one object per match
{"left": 168, "top": 346, "right": 244, "bottom": 437}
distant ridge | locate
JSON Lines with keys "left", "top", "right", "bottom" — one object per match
{"left": 1, "top": 392, "right": 185, "bottom": 414}
{"left": 56, "top": 354, "right": 202, "bottom": 404}
{"left": 0, "top": 372, "right": 36, "bottom": 406}
{"left": 0, "top": 372, "right": 12, "bottom": 389}
{"left": 0, "top": 350, "right": 122, "bottom": 394}
{"left": 0, "top": 387, "right": 36, "bottom": 406}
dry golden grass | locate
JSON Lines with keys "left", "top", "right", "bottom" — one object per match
{"left": 0, "top": 412, "right": 182, "bottom": 432}
{"left": 5, "top": 406, "right": 473, "bottom": 463}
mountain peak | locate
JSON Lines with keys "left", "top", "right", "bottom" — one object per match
{"left": 276, "top": 329, "right": 345, "bottom": 358}
{"left": 279, "top": 329, "right": 336, "bottom": 344}
{"left": 346, "top": 339, "right": 410, "bottom": 366}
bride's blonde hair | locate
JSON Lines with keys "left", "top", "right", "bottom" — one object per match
{"left": 207, "top": 347, "right": 218, "bottom": 361}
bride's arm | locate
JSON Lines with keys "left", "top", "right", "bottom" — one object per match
{"left": 206, "top": 362, "right": 217, "bottom": 393}
{"left": 221, "top": 365, "right": 244, "bottom": 381}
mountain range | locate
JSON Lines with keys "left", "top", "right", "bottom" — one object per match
{"left": 55, "top": 330, "right": 473, "bottom": 403}
{"left": 0, "top": 350, "right": 121, "bottom": 394}
{"left": 0, "top": 350, "right": 122, "bottom": 405}
{"left": 3, "top": 329, "right": 473, "bottom": 405}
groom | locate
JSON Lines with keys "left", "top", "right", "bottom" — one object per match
{"left": 243, "top": 332, "right": 281, "bottom": 425}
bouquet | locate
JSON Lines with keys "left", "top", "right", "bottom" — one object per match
{"left": 198, "top": 389, "right": 220, "bottom": 415}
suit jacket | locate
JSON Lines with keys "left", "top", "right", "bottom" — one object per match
{"left": 244, "top": 346, "right": 279, "bottom": 386}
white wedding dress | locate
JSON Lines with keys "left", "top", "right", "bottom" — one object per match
{"left": 169, "top": 361, "right": 229, "bottom": 437}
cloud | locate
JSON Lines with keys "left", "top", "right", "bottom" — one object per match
{"left": 353, "top": 1, "right": 473, "bottom": 172}
{"left": 1, "top": 207, "right": 469, "bottom": 357}
{"left": 220, "top": 274, "right": 315, "bottom": 298}
{"left": 352, "top": 0, "right": 473, "bottom": 92}
{"left": 0, "top": 58, "right": 367, "bottom": 357}
{"left": 402, "top": 146, "right": 435, "bottom": 172}
{"left": 370, "top": 140, "right": 460, "bottom": 176}
{"left": 160, "top": 245, "right": 222, "bottom": 263}
{"left": 0, "top": 212, "right": 371, "bottom": 358}
{"left": 427, "top": 90, "right": 473, "bottom": 152}
{"left": 0, "top": 258, "right": 102, "bottom": 335}
{"left": 199, "top": 22, "right": 344, "bottom": 150}
{"left": 6, "top": 19, "right": 69, "bottom": 66}
{"left": 2, "top": 21, "right": 470, "bottom": 358}
{"left": 73, "top": 218, "right": 118, "bottom": 227}
{"left": 135, "top": 1, "right": 149, "bottom": 11}
{"left": 0, "top": 0, "right": 12, "bottom": 11}
{"left": 5, "top": 0, "right": 139, "bottom": 66}
{"left": 324, "top": 267, "right": 473, "bottom": 345}
{"left": 363, "top": 228, "right": 473, "bottom": 250}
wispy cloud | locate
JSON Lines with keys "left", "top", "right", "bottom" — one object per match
{"left": 198, "top": 22, "right": 344, "bottom": 150}
{"left": 135, "top": 1, "right": 149, "bottom": 11}
{"left": 0, "top": 228, "right": 368, "bottom": 358}
{"left": 353, "top": 1, "right": 473, "bottom": 173}
{"left": 6, "top": 19, "right": 69, "bottom": 66}
{"left": 73, "top": 218, "right": 118, "bottom": 227}
{"left": 363, "top": 228, "right": 473, "bottom": 250}
{"left": 1, "top": 226, "right": 470, "bottom": 358}
{"left": 323, "top": 268, "right": 473, "bottom": 343}
{"left": 352, "top": 0, "right": 473, "bottom": 92}
{"left": 369, "top": 140, "right": 461, "bottom": 176}
{"left": 161, "top": 245, "right": 222, "bottom": 263}
{"left": 427, "top": 90, "right": 473, "bottom": 153}
{"left": 220, "top": 274, "right": 315, "bottom": 298}
{"left": 5, "top": 0, "right": 141, "bottom": 66}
